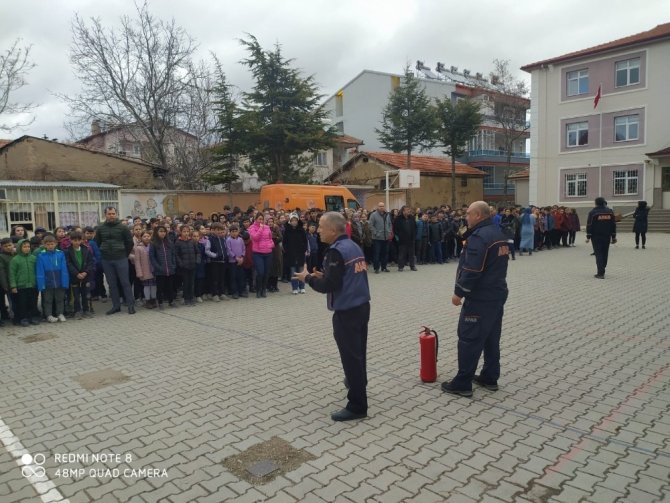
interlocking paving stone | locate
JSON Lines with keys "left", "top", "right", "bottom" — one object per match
{"left": 0, "top": 235, "right": 669, "bottom": 501}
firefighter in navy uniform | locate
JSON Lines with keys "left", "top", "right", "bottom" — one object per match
{"left": 586, "top": 197, "right": 617, "bottom": 279}
{"left": 293, "top": 212, "right": 371, "bottom": 421}
{"left": 442, "top": 201, "right": 510, "bottom": 398}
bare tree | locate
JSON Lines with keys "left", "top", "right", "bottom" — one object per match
{"left": 0, "top": 38, "right": 37, "bottom": 131}
{"left": 62, "top": 1, "right": 202, "bottom": 188}
{"left": 479, "top": 59, "right": 530, "bottom": 198}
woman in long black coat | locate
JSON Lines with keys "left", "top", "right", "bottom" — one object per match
{"left": 633, "top": 200, "right": 649, "bottom": 249}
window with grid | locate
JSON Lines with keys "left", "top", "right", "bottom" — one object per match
{"left": 614, "top": 115, "right": 639, "bottom": 142}
{"left": 565, "top": 173, "right": 587, "bottom": 197}
{"left": 567, "top": 122, "right": 588, "bottom": 147}
{"left": 615, "top": 59, "right": 640, "bottom": 87}
{"left": 613, "top": 170, "right": 638, "bottom": 196}
{"left": 57, "top": 189, "right": 87, "bottom": 201}
{"left": 567, "top": 69, "right": 589, "bottom": 96}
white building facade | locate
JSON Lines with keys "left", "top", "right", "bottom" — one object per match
{"left": 522, "top": 23, "right": 670, "bottom": 210}
{"left": 322, "top": 69, "right": 529, "bottom": 200}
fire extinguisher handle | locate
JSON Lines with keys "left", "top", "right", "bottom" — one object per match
{"left": 431, "top": 330, "right": 439, "bottom": 360}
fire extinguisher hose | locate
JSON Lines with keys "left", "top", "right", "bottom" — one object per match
{"left": 431, "top": 329, "right": 439, "bottom": 361}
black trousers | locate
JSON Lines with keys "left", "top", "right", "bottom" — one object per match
{"left": 451, "top": 299, "right": 505, "bottom": 391}
{"left": 179, "top": 268, "right": 195, "bottom": 301}
{"left": 397, "top": 241, "right": 415, "bottom": 270}
{"left": 635, "top": 232, "right": 646, "bottom": 246}
{"left": 71, "top": 282, "right": 90, "bottom": 313}
{"left": 209, "top": 262, "right": 227, "bottom": 297}
{"left": 592, "top": 237, "right": 611, "bottom": 276}
{"left": 13, "top": 288, "right": 39, "bottom": 322}
{"left": 332, "top": 302, "right": 370, "bottom": 414}
{"left": 155, "top": 275, "right": 175, "bottom": 304}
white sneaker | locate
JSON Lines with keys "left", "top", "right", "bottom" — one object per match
{"left": 196, "top": 296, "right": 203, "bottom": 303}
{"left": 58, "top": 314, "right": 67, "bottom": 322}
{"left": 204, "top": 294, "right": 212, "bottom": 300}
{"left": 219, "top": 294, "right": 230, "bottom": 301}
{"left": 299, "top": 288, "right": 306, "bottom": 294}
{"left": 211, "top": 295, "right": 221, "bottom": 302}
{"left": 47, "top": 315, "right": 58, "bottom": 323}
{"left": 292, "top": 289, "right": 299, "bottom": 295}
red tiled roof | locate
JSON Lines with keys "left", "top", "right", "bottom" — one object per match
{"left": 0, "top": 139, "right": 12, "bottom": 148}
{"left": 335, "top": 134, "right": 364, "bottom": 146}
{"left": 361, "top": 151, "right": 486, "bottom": 176}
{"left": 508, "top": 169, "right": 529, "bottom": 180}
{"left": 522, "top": 23, "right": 670, "bottom": 71}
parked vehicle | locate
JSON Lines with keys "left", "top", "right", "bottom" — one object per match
{"left": 258, "top": 184, "right": 360, "bottom": 212}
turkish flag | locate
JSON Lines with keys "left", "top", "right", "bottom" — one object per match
{"left": 593, "top": 84, "right": 602, "bottom": 109}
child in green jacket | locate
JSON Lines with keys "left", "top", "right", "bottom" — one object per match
{"left": 9, "top": 239, "right": 40, "bottom": 327}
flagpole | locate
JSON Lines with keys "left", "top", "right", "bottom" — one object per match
{"left": 596, "top": 82, "right": 603, "bottom": 196}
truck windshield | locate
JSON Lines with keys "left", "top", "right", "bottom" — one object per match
{"left": 325, "top": 195, "right": 344, "bottom": 212}
{"left": 347, "top": 199, "right": 360, "bottom": 210}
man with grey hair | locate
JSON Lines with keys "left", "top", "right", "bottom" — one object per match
{"left": 293, "top": 212, "right": 371, "bottom": 421}
{"left": 369, "top": 201, "right": 392, "bottom": 273}
{"left": 95, "top": 206, "right": 136, "bottom": 315}
{"left": 442, "top": 201, "right": 509, "bottom": 398}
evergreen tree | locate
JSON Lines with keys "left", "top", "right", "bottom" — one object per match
{"left": 376, "top": 68, "right": 436, "bottom": 169}
{"left": 207, "top": 64, "right": 241, "bottom": 189}
{"left": 435, "top": 98, "right": 482, "bottom": 208}
{"left": 237, "top": 35, "right": 335, "bottom": 183}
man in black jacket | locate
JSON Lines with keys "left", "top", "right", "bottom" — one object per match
{"left": 442, "top": 201, "right": 509, "bottom": 398}
{"left": 394, "top": 205, "right": 417, "bottom": 271}
{"left": 586, "top": 197, "right": 617, "bottom": 279}
{"left": 95, "top": 206, "right": 136, "bottom": 315}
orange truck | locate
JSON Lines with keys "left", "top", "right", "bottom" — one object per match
{"left": 258, "top": 184, "right": 360, "bottom": 212}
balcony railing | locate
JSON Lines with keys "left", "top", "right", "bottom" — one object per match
{"left": 467, "top": 149, "right": 530, "bottom": 159}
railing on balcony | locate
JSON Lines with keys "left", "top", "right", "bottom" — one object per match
{"left": 467, "top": 149, "right": 530, "bottom": 159}
{"left": 483, "top": 182, "right": 516, "bottom": 195}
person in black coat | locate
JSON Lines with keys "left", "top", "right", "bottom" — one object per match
{"left": 393, "top": 205, "right": 417, "bottom": 271}
{"left": 283, "top": 213, "right": 308, "bottom": 293}
{"left": 174, "top": 225, "right": 201, "bottom": 305}
{"left": 632, "top": 200, "right": 649, "bottom": 249}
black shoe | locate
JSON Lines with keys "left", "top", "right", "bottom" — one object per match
{"left": 30, "top": 318, "right": 41, "bottom": 325}
{"left": 642, "top": 245, "right": 646, "bottom": 249}
{"left": 20, "top": 319, "right": 30, "bottom": 327}
{"left": 128, "top": 306, "right": 136, "bottom": 314}
{"left": 635, "top": 245, "right": 639, "bottom": 249}
{"left": 594, "top": 274, "right": 605, "bottom": 279}
{"left": 441, "top": 381, "right": 473, "bottom": 398}
{"left": 473, "top": 375, "right": 499, "bottom": 391}
{"left": 374, "top": 269, "right": 380, "bottom": 274}
{"left": 106, "top": 307, "right": 121, "bottom": 315}
{"left": 397, "top": 268, "right": 404, "bottom": 272}
{"left": 410, "top": 267, "right": 418, "bottom": 271}
{"left": 331, "top": 408, "right": 367, "bottom": 422}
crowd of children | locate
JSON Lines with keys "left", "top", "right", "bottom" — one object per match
{"left": 0, "top": 202, "right": 583, "bottom": 327}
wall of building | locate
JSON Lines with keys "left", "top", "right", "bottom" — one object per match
{"left": 513, "top": 180, "right": 530, "bottom": 207}
{"left": 121, "top": 191, "right": 260, "bottom": 218}
{"left": 0, "top": 137, "right": 156, "bottom": 189}
{"left": 330, "top": 159, "right": 483, "bottom": 209}
{"left": 529, "top": 39, "right": 670, "bottom": 208}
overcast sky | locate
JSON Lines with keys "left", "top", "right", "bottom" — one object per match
{"left": 1, "top": 0, "right": 668, "bottom": 140}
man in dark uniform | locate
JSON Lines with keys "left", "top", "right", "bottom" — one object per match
{"left": 293, "top": 212, "right": 371, "bottom": 421}
{"left": 586, "top": 197, "right": 617, "bottom": 279}
{"left": 442, "top": 201, "right": 509, "bottom": 398}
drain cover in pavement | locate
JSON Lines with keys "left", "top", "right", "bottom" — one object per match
{"left": 247, "top": 459, "right": 279, "bottom": 477}
{"left": 21, "top": 333, "right": 57, "bottom": 343}
{"left": 73, "top": 368, "right": 130, "bottom": 390}
{"left": 222, "top": 436, "right": 315, "bottom": 484}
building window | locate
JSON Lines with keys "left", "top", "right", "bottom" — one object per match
{"left": 614, "top": 115, "right": 639, "bottom": 142}
{"left": 567, "top": 122, "right": 588, "bottom": 147}
{"left": 133, "top": 144, "right": 141, "bottom": 156}
{"left": 615, "top": 58, "right": 640, "bottom": 87}
{"left": 314, "top": 152, "right": 327, "bottom": 166}
{"left": 613, "top": 169, "right": 638, "bottom": 195}
{"left": 567, "top": 69, "right": 589, "bottom": 96}
{"left": 565, "top": 173, "right": 587, "bottom": 197}
{"left": 460, "top": 177, "right": 468, "bottom": 187}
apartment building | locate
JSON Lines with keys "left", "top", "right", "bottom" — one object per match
{"left": 522, "top": 23, "right": 670, "bottom": 210}
{"left": 321, "top": 68, "right": 529, "bottom": 200}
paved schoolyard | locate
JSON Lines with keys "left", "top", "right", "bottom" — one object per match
{"left": 0, "top": 234, "right": 668, "bottom": 503}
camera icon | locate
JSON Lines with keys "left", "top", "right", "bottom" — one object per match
{"left": 21, "top": 453, "right": 46, "bottom": 478}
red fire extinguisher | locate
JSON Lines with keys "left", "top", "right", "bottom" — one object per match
{"left": 419, "top": 326, "right": 439, "bottom": 383}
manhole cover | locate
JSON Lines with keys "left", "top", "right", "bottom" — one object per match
{"left": 222, "top": 436, "right": 315, "bottom": 485}
{"left": 247, "top": 460, "right": 279, "bottom": 477}
{"left": 21, "top": 333, "right": 58, "bottom": 343}
{"left": 73, "top": 368, "right": 130, "bottom": 390}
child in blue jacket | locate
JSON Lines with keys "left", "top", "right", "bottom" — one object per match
{"left": 36, "top": 235, "right": 70, "bottom": 322}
